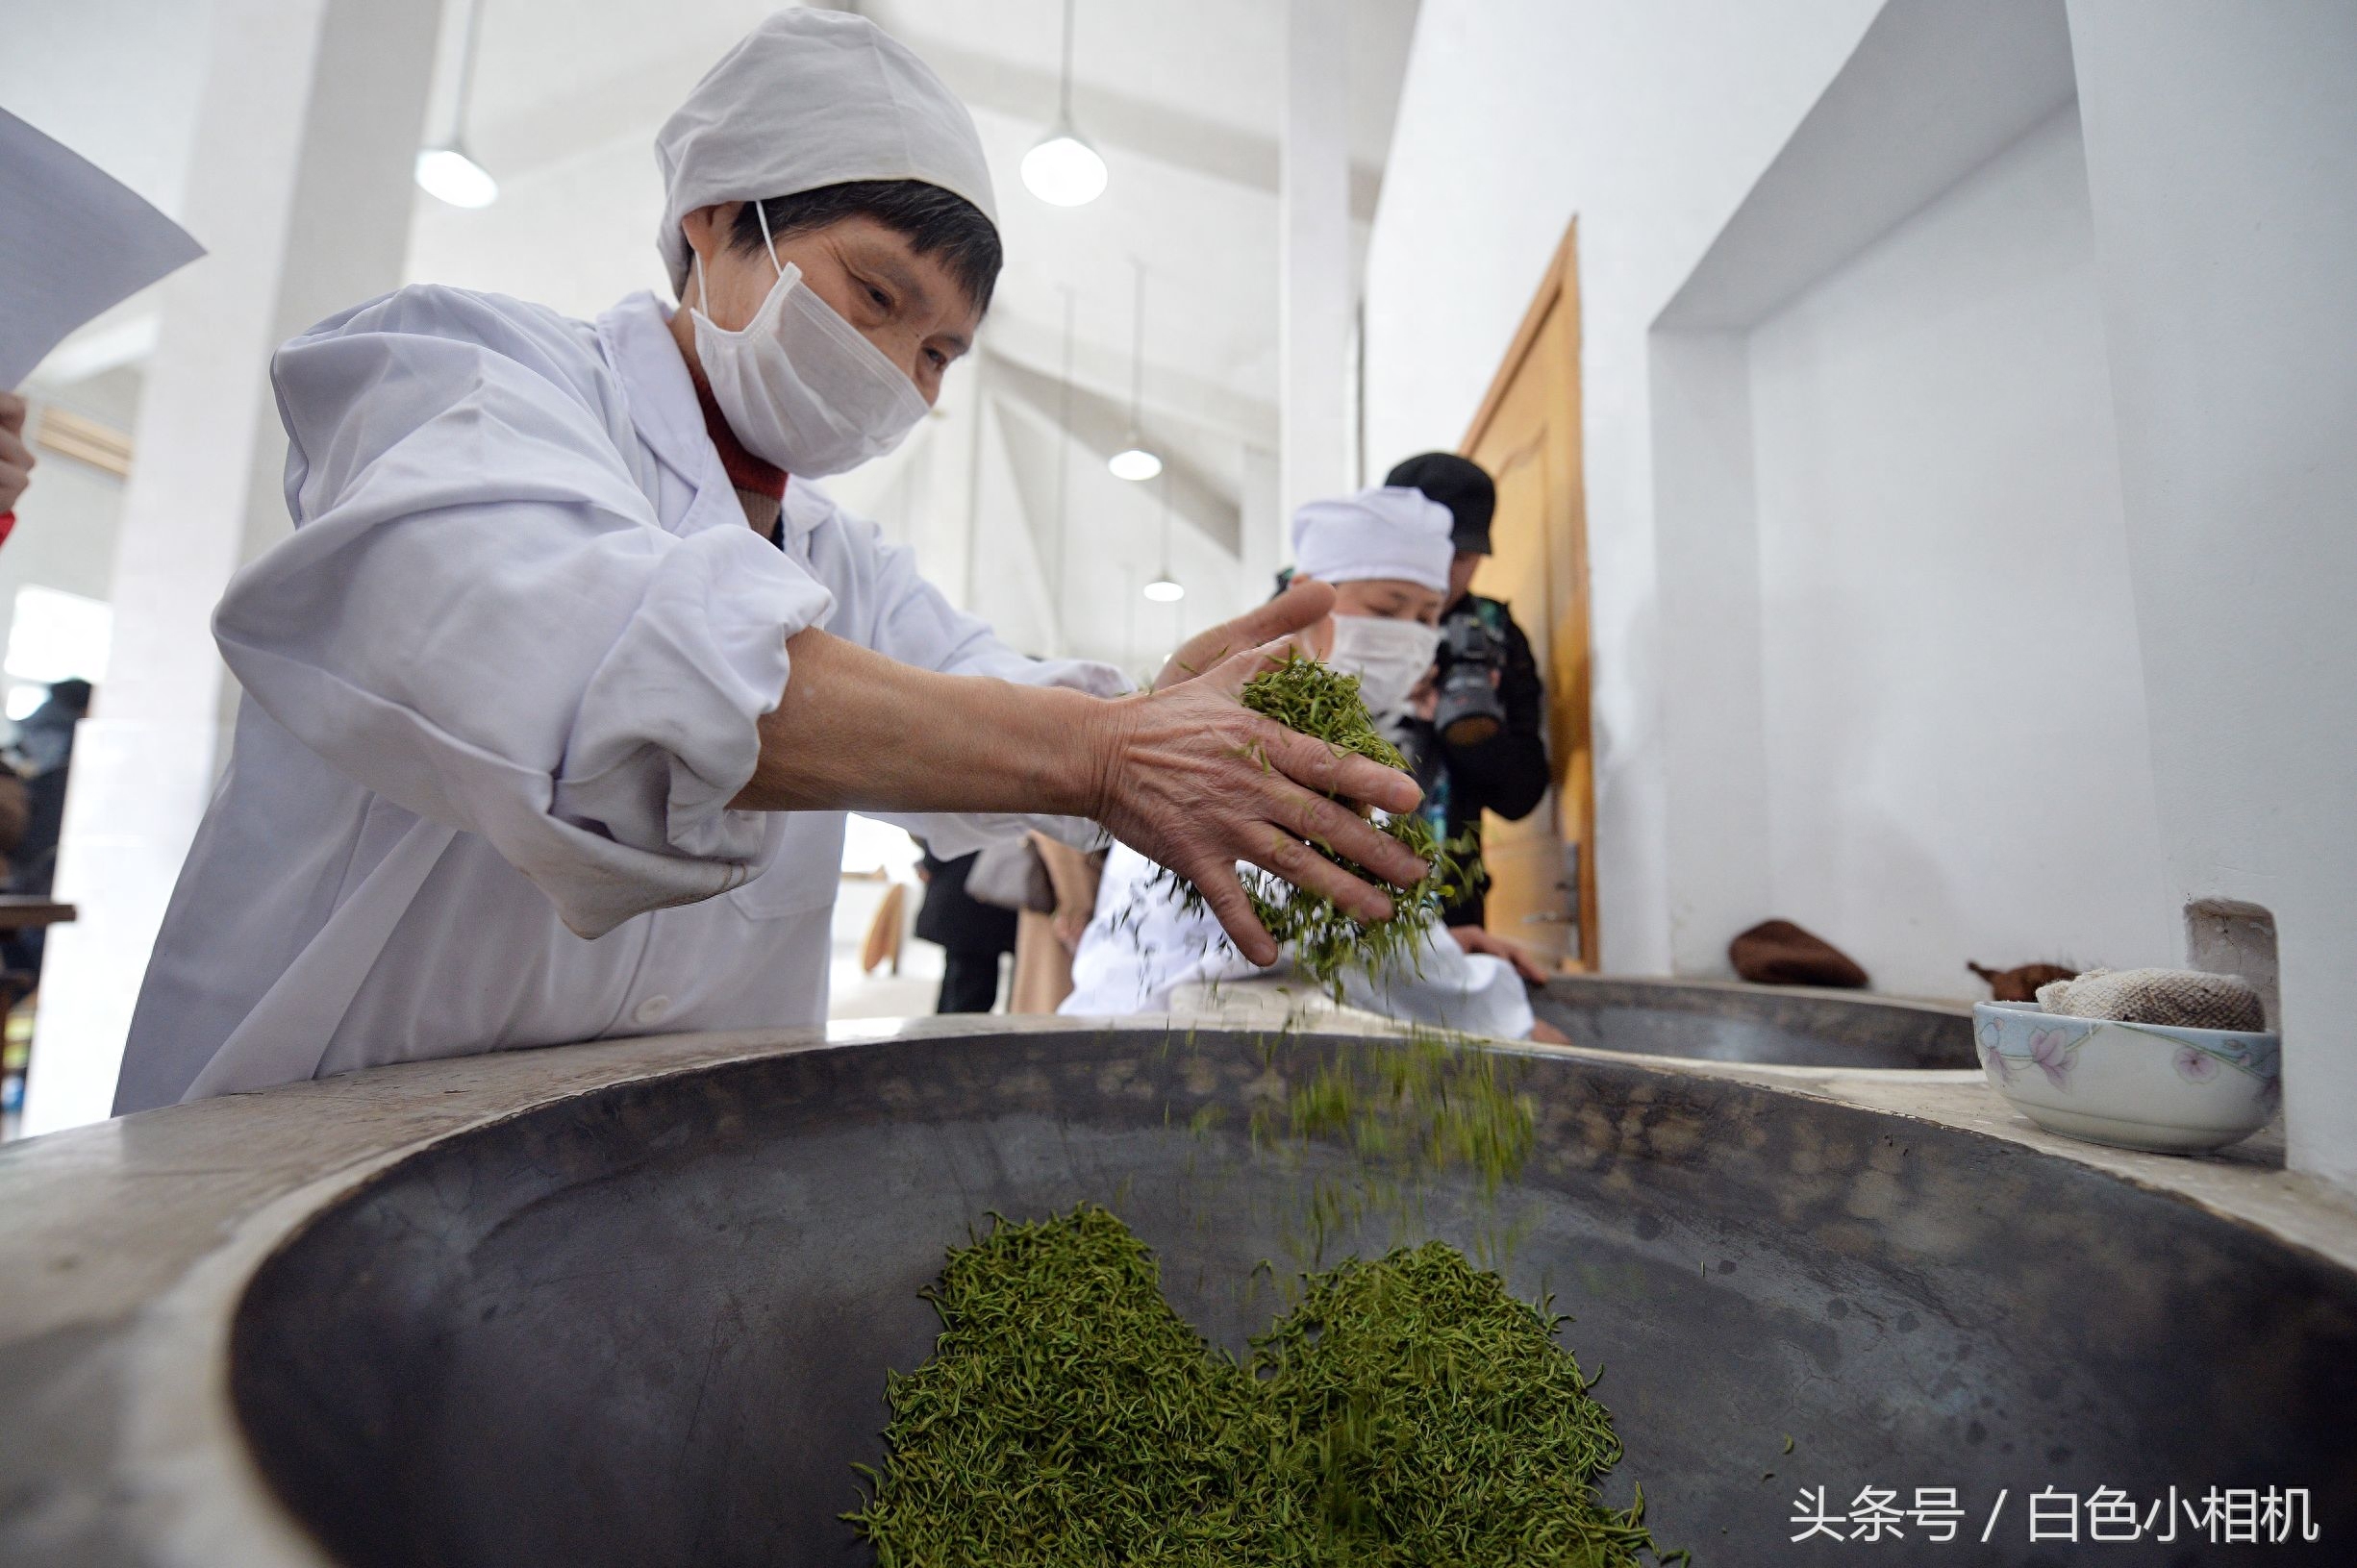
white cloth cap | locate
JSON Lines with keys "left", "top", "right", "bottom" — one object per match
{"left": 655, "top": 11, "right": 997, "bottom": 294}
{"left": 1290, "top": 486, "right": 1455, "bottom": 594}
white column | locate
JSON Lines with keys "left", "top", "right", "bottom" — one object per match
{"left": 1238, "top": 443, "right": 1284, "bottom": 602}
{"left": 1279, "top": 0, "right": 1353, "bottom": 521}
{"left": 916, "top": 355, "right": 984, "bottom": 613}
{"left": 1647, "top": 331, "right": 1772, "bottom": 978}
{"left": 24, "top": 0, "right": 439, "bottom": 1134}
{"left": 2067, "top": 0, "right": 2357, "bottom": 1188}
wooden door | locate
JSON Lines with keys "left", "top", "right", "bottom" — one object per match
{"left": 1460, "top": 220, "right": 1597, "bottom": 971}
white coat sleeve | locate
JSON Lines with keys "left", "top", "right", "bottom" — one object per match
{"left": 1338, "top": 925, "right": 1538, "bottom": 1040}
{"left": 1058, "top": 843, "right": 1229, "bottom": 1015}
{"left": 810, "top": 496, "right": 1130, "bottom": 859}
{"left": 214, "top": 286, "right": 835, "bottom": 938}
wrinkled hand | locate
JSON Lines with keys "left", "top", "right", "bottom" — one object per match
{"left": 1091, "top": 633, "right": 1429, "bottom": 966}
{"left": 0, "top": 393, "right": 32, "bottom": 515}
{"left": 1450, "top": 924, "right": 1550, "bottom": 984}
{"left": 1152, "top": 579, "right": 1333, "bottom": 691}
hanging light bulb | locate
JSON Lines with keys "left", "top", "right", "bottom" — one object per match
{"left": 1109, "top": 261, "right": 1160, "bottom": 481}
{"left": 1023, "top": 0, "right": 1107, "bottom": 207}
{"left": 417, "top": 0, "right": 498, "bottom": 209}
{"left": 1141, "top": 575, "right": 1185, "bottom": 603}
{"left": 414, "top": 144, "right": 497, "bottom": 209}
{"left": 1022, "top": 129, "right": 1107, "bottom": 208}
{"left": 1108, "top": 446, "right": 1163, "bottom": 482}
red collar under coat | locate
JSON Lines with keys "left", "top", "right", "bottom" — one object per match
{"left": 690, "top": 375, "right": 789, "bottom": 501}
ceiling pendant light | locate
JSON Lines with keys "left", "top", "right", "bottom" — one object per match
{"left": 1108, "top": 446, "right": 1163, "bottom": 483}
{"left": 1142, "top": 473, "right": 1184, "bottom": 602}
{"left": 414, "top": 146, "right": 497, "bottom": 209}
{"left": 416, "top": 0, "right": 498, "bottom": 209}
{"left": 1022, "top": 0, "right": 1108, "bottom": 207}
{"left": 1110, "top": 261, "right": 1162, "bottom": 482}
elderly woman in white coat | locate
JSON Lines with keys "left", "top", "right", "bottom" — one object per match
{"left": 1061, "top": 488, "right": 1560, "bottom": 1043}
{"left": 113, "top": 12, "right": 1426, "bottom": 1111}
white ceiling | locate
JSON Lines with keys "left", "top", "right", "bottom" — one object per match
{"left": 20, "top": 0, "right": 1425, "bottom": 667}
{"left": 414, "top": 0, "right": 1422, "bottom": 663}
{"left": 416, "top": 0, "right": 1417, "bottom": 452}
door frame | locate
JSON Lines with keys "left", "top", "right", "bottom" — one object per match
{"left": 1459, "top": 218, "right": 1599, "bottom": 970}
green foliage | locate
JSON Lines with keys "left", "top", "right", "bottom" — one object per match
{"left": 1156, "top": 654, "right": 1477, "bottom": 997}
{"left": 845, "top": 1207, "right": 1267, "bottom": 1563}
{"left": 1252, "top": 1242, "right": 1667, "bottom": 1565}
{"left": 842, "top": 657, "right": 1672, "bottom": 1560}
{"left": 846, "top": 1206, "right": 1268, "bottom": 1564}
{"left": 1236, "top": 652, "right": 1414, "bottom": 773}
{"left": 846, "top": 1207, "right": 1676, "bottom": 1566}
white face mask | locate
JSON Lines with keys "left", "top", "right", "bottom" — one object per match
{"left": 686, "top": 208, "right": 929, "bottom": 478}
{"left": 1326, "top": 612, "right": 1442, "bottom": 719}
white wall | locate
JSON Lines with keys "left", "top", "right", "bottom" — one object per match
{"left": 1746, "top": 109, "right": 2173, "bottom": 997}
{"left": 2066, "top": 0, "right": 2357, "bottom": 1187}
{"left": 1647, "top": 330, "right": 1773, "bottom": 974}
{"left": 1364, "top": 0, "right": 1887, "bottom": 971}
{"left": 3, "top": 0, "right": 210, "bottom": 732}
{"left": 25, "top": 0, "right": 441, "bottom": 1137}
{"left": 1367, "top": 3, "right": 2173, "bottom": 994}
{"left": 0, "top": 372, "right": 140, "bottom": 712}
{"left": 1370, "top": 0, "right": 2357, "bottom": 1184}
{"left": 0, "top": 0, "right": 212, "bottom": 222}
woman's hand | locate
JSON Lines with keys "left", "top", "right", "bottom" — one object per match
{"left": 1088, "top": 637, "right": 1429, "bottom": 966}
{"left": 1449, "top": 924, "right": 1551, "bottom": 984}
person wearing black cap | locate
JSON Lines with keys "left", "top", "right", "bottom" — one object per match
{"left": 1381, "top": 453, "right": 1551, "bottom": 933}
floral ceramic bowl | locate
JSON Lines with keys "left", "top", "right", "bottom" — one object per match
{"left": 1971, "top": 1001, "right": 2280, "bottom": 1153}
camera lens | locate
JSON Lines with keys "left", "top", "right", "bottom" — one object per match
{"left": 1435, "top": 618, "right": 1508, "bottom": 746}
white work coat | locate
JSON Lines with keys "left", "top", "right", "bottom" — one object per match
{"left": 113, "top": 286, "right": 1121, "bottom": 1112}
{"left": 1060, "top": 844, "right": 1537, "bottom": 1040}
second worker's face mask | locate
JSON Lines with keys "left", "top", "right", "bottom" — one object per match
{"left": 1325, "top": 611, "right": 1442, "bottom": 719}
{"left": 687, "top": 209, "right": 929, "bottom": 478}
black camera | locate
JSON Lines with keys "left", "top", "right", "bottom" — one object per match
{"left": 1432, "top": 616, "right": 1508, "bottom": 747}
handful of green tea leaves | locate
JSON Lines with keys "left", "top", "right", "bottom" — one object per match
{"left": 845, "top": 1206, "right": 1673, "bottom": 1565}
{"left": 1158, "top": 653, "right": 1475, "bottom": 995}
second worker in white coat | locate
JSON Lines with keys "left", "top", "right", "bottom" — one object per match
{"left": 1062, "top": 488, "right": 1558, "bottom": 1043}
{"left": 113, "top": 12, "right": 1429, "bottom": 1110}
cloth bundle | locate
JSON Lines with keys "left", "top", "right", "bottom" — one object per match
{"left": 964, "top": 837, "right": 1055, "bottom": 914}
{"left": 1729, "top": 919, "right": 1868, "bottom": 988}
{"left": 2035, "top": 967, "right": 2267, "bottom": 1032}
{"left": 1968, "top": 960, "right": 2078, "bottom": 1003}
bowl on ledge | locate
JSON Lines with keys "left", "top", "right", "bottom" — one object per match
{"left": 1972, "top": 1000, "right": 2280, "bottom": 1153}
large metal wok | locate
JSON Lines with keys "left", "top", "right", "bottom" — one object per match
{"left": 201, "top": 1024, "right": 2350, "bottom": 1566}
{"left": 1531, "top": 975, "right": 1976, "bottom": 1069}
